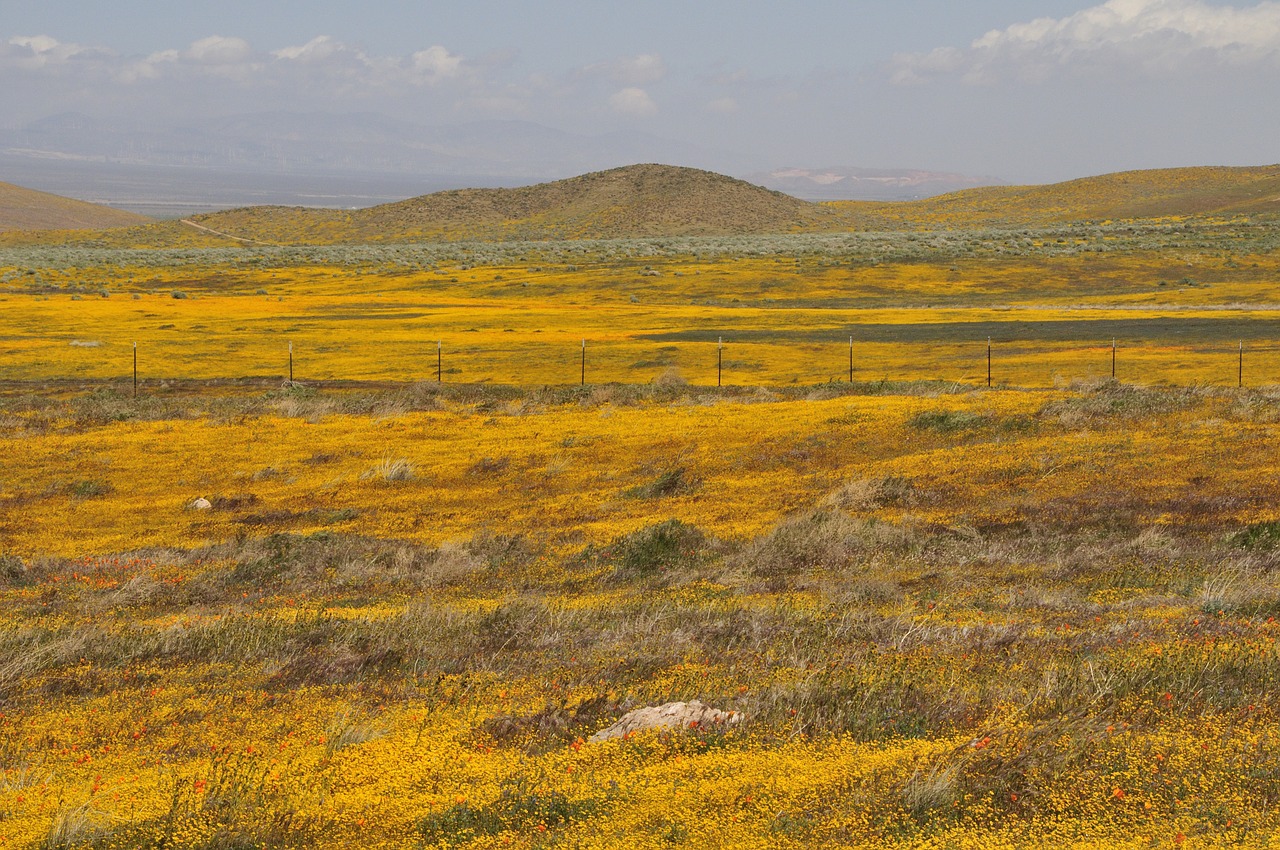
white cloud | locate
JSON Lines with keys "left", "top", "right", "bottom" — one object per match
{"left": 410, "top": 45, "right": 463, "bottom": 83}
{"left": 273, "top": 35, "right": 344, "bottom": 63}
{"left": 609, "top": 86, "right": 658, "bottom": 116}
{"left": 0, "top": 32, "right": 475, "bottom": 96}
{"left": 892, "top": 0, "right": 1280, "bottom": 84}
{"left": 184, "top": 35, "right": 253, "bottom": 65}
{"left": 5, "top": 34, "right": 93, "bottom": 68}
{"left": 614, "top": 53, "right": 666, "bottom": 85}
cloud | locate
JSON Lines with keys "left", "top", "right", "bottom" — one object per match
{"left": 184, "top": 35, "right": 253, "bottom": 65}
{"left": 891, "top": 0, "right": 1280, "bottom": 84}
{"left": 4, "top": 34, "right": 99, "bottom": 69}
{"left": 272, "top": 35, "right": 344, "bottom": 63}
{"left": 614, "top": 53, "right": 666, "bottom": 85}
{"left": 609, "top": 86, "right": 658, "bottom": 116}
{"left": 0, "top": 32, "right": 475, "bottom": 96}
{"left": 707, "top": 97, "right": 739, "bottom": 114}
{"left": 409, "top": 46, "right": 463, "bottom": 83}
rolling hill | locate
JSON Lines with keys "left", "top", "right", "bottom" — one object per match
{"left": 184, "top": 164, "right": 836, "bottom": 244}
{"left": 0, "top": 181, "right": 150, "bottom": 232}
{"left": 5, "top": 163, "right": 1279, "bottom": 248}
{"left": 186, "top": 163, "right": 1280, "bottom": 245}
{"left": 833, "top": 164, "right": 1280, "bottom": 229}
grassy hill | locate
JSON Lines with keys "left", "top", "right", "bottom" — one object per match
{"left": 5, "top": 163, "right": 1279, "bottom": 248}
{"left": 0, "top": 181, "right": 150, "bottom": 232}
{"left": 186, "top": 164, "right": 834, "bottom": 245}
{"left": 833, "top": 164, "right": 1280, "bottom": 229}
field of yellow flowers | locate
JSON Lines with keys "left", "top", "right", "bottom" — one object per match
{"left": 3, "top": 223, "right": 1280, "bottom": 847}
{"left": 3, "top": 379, "right": 1280, "bottom": 848}
{"left": 3, "top": 228, "right": 1280, "bottom": 390}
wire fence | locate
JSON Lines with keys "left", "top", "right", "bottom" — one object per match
{"left": 10, "top": 335, "right": 1279, "bottom": 396}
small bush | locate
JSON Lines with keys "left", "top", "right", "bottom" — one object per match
{"left": 0, "top": 554, "right": 27, "bottom": 585}
{"left": 1232, "top": 521, "right": 1280, "bottom": 551}
{"left": 624, "top": 467, "right": 699, "bottom": 499}
{"left": 170, "top": 290, "right": 188, "bottom": 299}
{"left": 740, "top": 510, "right": 912, "bottom": 580}
{"left": 909, "top": 410, "right": 986, "bottom": 432}
{"left": 467, "top": 456, "right": 510, "bottom": 476}
{"left": 603, "top": 519, "right": 708, "bottom": 580}
{"left": 71, "top": 480, "right": 112, "bottom": 499}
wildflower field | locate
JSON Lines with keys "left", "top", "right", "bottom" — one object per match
{"left": 2, "top": 214, "right": 1280, "bottom": 848}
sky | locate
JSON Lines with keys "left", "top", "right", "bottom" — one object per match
{"left": 3, "top": 0, "right": 1279, "bottom": 183}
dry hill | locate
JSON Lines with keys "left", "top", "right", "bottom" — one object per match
{"left": 7, "top": 163, "right": 1279, "bottom": 248}
{"left": 832, "top": 164, "right": 1280, "bottom": 229}
{"left": 0, "top": 181, "right": 150, "bottom": 232}
{"left": 187, "top": 164, "right": 834, "bottom": 244}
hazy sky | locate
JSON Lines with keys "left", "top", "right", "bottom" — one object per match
{"left": 3, "top": 0, "right": 1279, "bottom": 182}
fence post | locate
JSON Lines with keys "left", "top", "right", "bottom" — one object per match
{"left": 437, "top": 340, "right": 442, "bottom": 383}
{"left": 1112, "top": 338, "right": 1117, "bottom": 380}
{"left": 986, "top": 337, "right": 992, "bottom": 388}
{"left": 717, "top": 337, "right": 723, "bottom": 388}
{"left": 289, "top": 342, "right": 293, "bottom": 384}
{"left": 1239, "top": 341, "right": 1244, "bottom": 388}
{"left": 848, "top": 335, "right": 853, "bottom": 383}
{"left": 581, "top": 339, "right": 586, "bottom": 386}
{"left": 133, "top": 341, "right": 138, "bottom": 398}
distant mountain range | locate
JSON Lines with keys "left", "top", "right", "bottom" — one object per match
{"left": 0, "top": 111, "right": 999, "bottom": 213}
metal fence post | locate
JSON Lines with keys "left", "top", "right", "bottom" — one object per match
{"left": 717, "top": 337, "right": 723, "bottom": 387}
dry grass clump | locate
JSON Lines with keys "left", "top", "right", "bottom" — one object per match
{"left": 736, "top": 509, "right": 914, "bottom": 579}
{"left": 1039, "top": 379, "right": 1210, "bottom": 427}
{"left": 823, "top": 476, "right": 920, "bottom": 511}
{"left": 360, "top": 455, "right": 415, "bottom": 483}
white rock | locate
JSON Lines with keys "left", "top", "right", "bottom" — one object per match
{"left": 588, "top": 700, "right": 743, "bottom": 743}
{"left": 188, "top": 498, "right": 212, "bottom": 510}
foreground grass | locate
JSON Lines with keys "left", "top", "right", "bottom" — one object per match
{"left": 1, "top": 382, "right": 1279, "bottom": 847}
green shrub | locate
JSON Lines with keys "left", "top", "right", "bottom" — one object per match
{"left": 603, "top": 519, "right": 707, "bottom": 579}
{"left": 1232, "top": 521, "right": 1280, "bottom": 551}
{"left": 71, "top": 480, "right": 112, "bottom": 499}
{"left": 909, "top": 410, "right": 986, "bottom": 432}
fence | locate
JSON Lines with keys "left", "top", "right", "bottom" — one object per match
{"left": 18, "top": 335, "right": 1279, "bottom": 397}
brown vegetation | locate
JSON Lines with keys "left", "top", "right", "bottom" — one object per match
{"left": 0, "top": 181, "right": 150, "bottom": 232}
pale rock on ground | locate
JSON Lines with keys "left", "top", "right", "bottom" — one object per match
{"left": 588, "top": 701, "right": 743, "bottom": 743}
{"left": 188, "top": 498, "right": 212, "bottom": 510}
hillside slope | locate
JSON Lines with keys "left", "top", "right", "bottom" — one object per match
{"left": 187, "top": 164, "right": 834, "bottom": 244}
{"left": 6, "top": 163, "right": 1279, "bottom": 248}
{"left": 0, "top": 181, "right": 150, "bottom": 232}
{"left": 833, "top": 164, "right": 1280, "bottom": 228}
